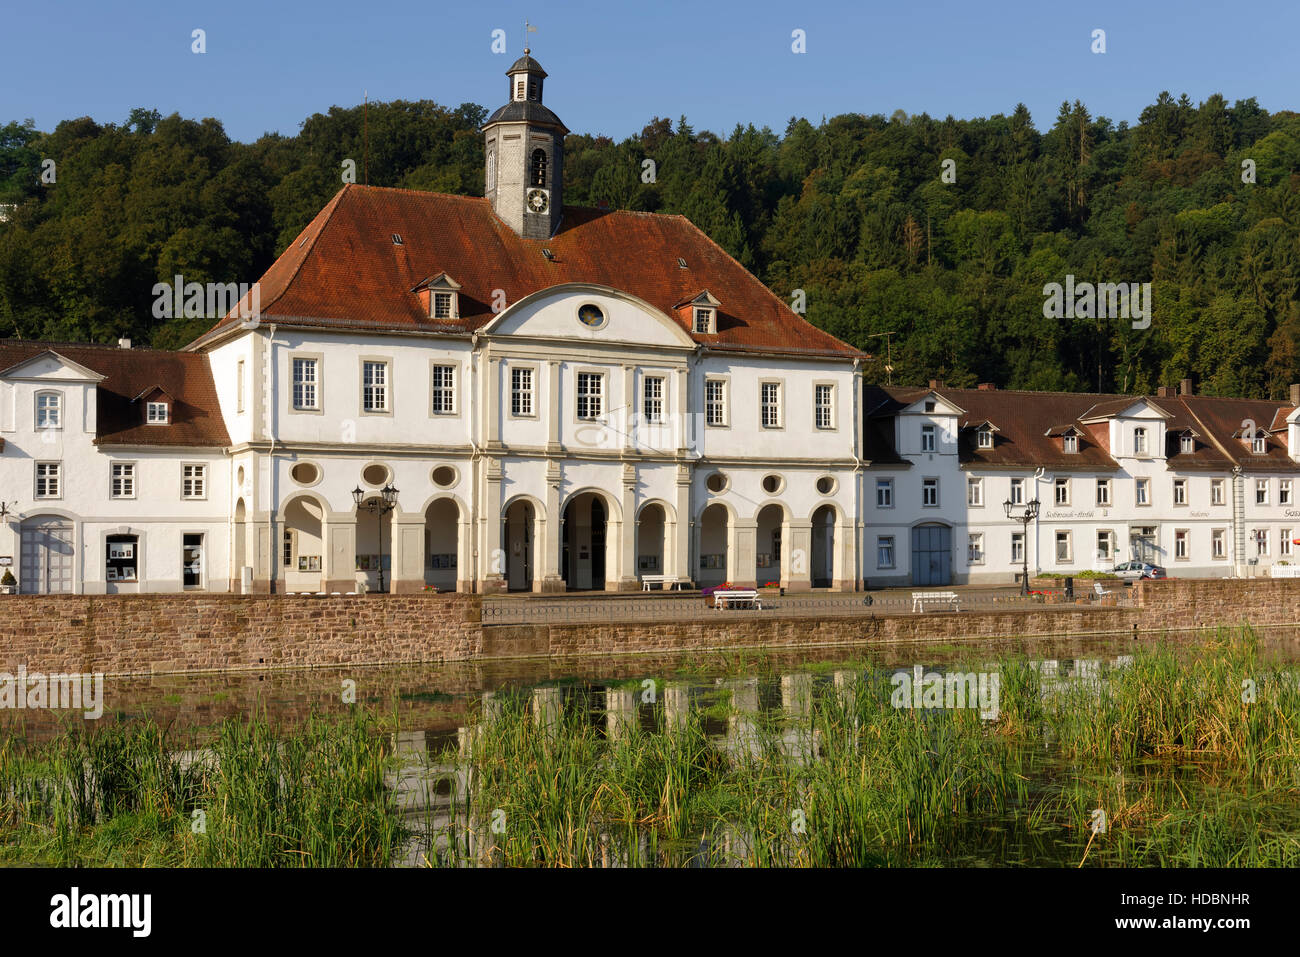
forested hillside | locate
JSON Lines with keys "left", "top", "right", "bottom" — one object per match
{"left": 2, "top": 92, "right": 1299, "bottom": 398}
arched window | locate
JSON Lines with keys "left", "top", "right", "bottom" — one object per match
{"left": 486, "top": 150, "right": 495, "bottom": 190}
{"left": 530, "top": 148, "right": 547, "bottom": 187}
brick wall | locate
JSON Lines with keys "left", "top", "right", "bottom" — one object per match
{"left": 0, "top": 579, "right": 1295, "bottom": 676}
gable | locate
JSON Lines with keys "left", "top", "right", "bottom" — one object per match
{"left": 483, "top": 284, "right": 697, "bottom": 350}
{"left": 0, "top": 350, "right": 106, "bottom": 383}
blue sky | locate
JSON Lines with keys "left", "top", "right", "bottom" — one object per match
{"left": 5, "top": 0, "right": 1298, "bottom": 142}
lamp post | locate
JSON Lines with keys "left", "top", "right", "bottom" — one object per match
{"left": 1004, "top": 496, "right": 1041, "bottom": 595}
{"left": 353, "top": 484, "right": 399, "bottom": 593}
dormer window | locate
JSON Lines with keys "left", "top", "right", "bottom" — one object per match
{"left": 147, "top": 401, "right": 169, "bottom": 424}
{"left": 977, "top": 428, "right": 993, "bottom": 449}
{"left": 1063, "top": 434, "right": 1078, "bottom": 454}
{"left": 693, "top": 308, "right": 715, "bottom": 334}
{"left": 433, "top": 292, "right": 454, "bottom": 319}
{"left": 1180, "top": 434, "right": 1194, "bottom": 454}
{"left": 35, "top": 391, "right": 61, "bottom": 430}
{"left": 416, "top": 273, "right": 461, "bottom": 320}
{"left": 1253, "top": 434, "right": 1267, "bottom": 454}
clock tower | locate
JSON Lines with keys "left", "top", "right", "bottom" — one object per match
{"left": 482, "top": 50, "right": 568, "bottom": 240}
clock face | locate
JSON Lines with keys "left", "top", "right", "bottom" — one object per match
{"left": 527, "top": 188, "right": 549, "bottom": 213}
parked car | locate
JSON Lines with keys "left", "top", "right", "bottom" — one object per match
{"left": 1112, "top": 561, "right": 1167, "bottom": 581}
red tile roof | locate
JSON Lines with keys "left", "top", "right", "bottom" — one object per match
{"left": 0, "top": 340, "right": 229, "bottom": 448}
{"left": 194, "top": 185, "right": 862, "bottom": 359}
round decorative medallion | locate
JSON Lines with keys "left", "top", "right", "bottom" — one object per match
{"left": 577, "top": 303, "right": 606, "bottom": 328}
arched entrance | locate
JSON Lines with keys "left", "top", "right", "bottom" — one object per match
{"left": 504, "top": 498, "right": 535, "bottom": 591}
{"left": 811, "top": 505, "right": 835, "bottom": 588}
{"left": 424, "top": 498, "right": 460, "bottom": 591}
{"left": 355, "top": 494, "right": 395, "bottom": 593}
{"left": 698, "top": 503, "right": 729, "bottom": 587}
{"left": 636, "top": 503, "right": 666, "bottom": 582}
{"left": 283, "top": 496, "right": 326, "bottom": 592}
{"left": 911, "top": 523, "right": 952, "bottom": 586}
{"left": 20, "top": 515, "right": 75, "bottom": 594}
{"left": 755, "top": 504, "right": 784, "bottom": 587}
{"left": 233, "top": 498, "right": 248, "bottom": 592}
{"left": 562, "top": 493, "right": 608, "bottom": 590}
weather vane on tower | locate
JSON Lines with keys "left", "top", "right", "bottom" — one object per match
{"left": 523, "top": 19, "right": 537, "bottom": 54}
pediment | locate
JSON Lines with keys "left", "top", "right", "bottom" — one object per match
{"left": 0, "top": 350, "right": 105, "bottom": 383}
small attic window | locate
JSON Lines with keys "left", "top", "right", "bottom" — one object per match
{"left": 391, "top": 234, "right": 403, "bottom": 245}
{"left": 147, "top": 401, "right": 169, "bottom": 425}
{"left": 977, "top": 428, "right": 993, "bottom": 449}
{"left": 1252, "top": 433, "right": 1267, "bottom": 454}
{"left": 1063, "top": 433, "right": 1078, "bottom": 454}
{"left": 1180, "top": 434, "right": 1194, "bottom": 454}
{"left": 677, "top": 257, "right": 688, "bottom": 269}
{"left": 433, "top": 291, "right": 455, "bottom": 319}
{"left": 924, "top": 401, "right": 936, "bottom": 413}
{"left": 693, "top": 307, "right": 715, "bottom": 334}
{"left": 542, "top": 248, "right": 555, "bottom": 261}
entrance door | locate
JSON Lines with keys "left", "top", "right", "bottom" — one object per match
{"left": 1130, "top": 527, "right": 1157, "bottom": 562}
{"left": 183, "top": 534, "right": 204, "bottom": 588}
{"left": 506, "top": 502, "right": 532, "bottom": 591}
{"left": 911, "top": 525, "right": 952, "bottom": 586}
{"left": 20, "top": 520, "right": 74, "bottom": 594}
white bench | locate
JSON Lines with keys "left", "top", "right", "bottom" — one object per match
{"left": 641, "top": 574, "right": 690, "bottom": 591}
{"left": 713, "top": 588, "right": 762, "bottom": 610}
{"left": 1093, "top": 581, "right": 1115, "bottom": 597}
{"left": 911, "top": 590, "right": 960, "bottom": 613}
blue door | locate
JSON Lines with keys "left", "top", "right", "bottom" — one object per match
{"left": 911, "top": 525, "right": 952, "bottom": 586}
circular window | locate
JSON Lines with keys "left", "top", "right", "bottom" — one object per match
{"left": 431, "top": 465, "right": 457, "bottom": 488}
{"left": 290, "top": 462, "right": 320, "bottom": 486}
{"left": 762, "top": 474, "right": 784, "bottom": 495}
{"left": 705, "top": 472, "right": 728, "bottom": 493}
{"left": 577, "top": 303, "right": 607, "bottom": 329}
{"left": 816, "top": 476, "right": 837, "bottom": 495}
{"left": 362, "top": 463, "right": 391, "bottom": 487}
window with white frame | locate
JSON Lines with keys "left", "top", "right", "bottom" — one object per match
{"left": 922, "top": 478, "right": 938, "bottom": 506}
{"left": 362, "top": 361, "right": 389, "bottom": 412}
{"left": 1174, "top": 529, "right": 1189, "bottom": 560}
{"left": 1212, "top": 528, "right": 1227, "bottom": 559}
{"left": 643, "top": 376, "right": 665, "bottom": 424}
{"left": 977, "top": 428, "right": 993, "bottom": 449}
{"left": 814, "top": 384, "right": 834, "bottom": 430}
{"left": 693, "top": 308, "right": 714, "bottom": 334}
{"left": 147, "top": 401, "right": 169, "bottom": 424}
{"left": 111, "top": 462, "right": 135, "bottom": 499}
{"left": 1096, "top": 478, "right": 1111, "bottom": 506}
{"left": 967, "top": 477, "right": 983, "bottom": 506}
{"left": 1136, "top": 478, "right": 1150, "bottom": 505}
{"left": 1063, "top": 433, "right": 1078, "bottom": 453}
{"left": 1097, "top": 530, "right": 1115, "bottom": 561}
{"left": 1282, "top": 480, "right": 1293, "bottom": 506}
{"left": 921, "top": 424, "right": 936, "bottom": 452}
{"left": 967, "top": 533, "right": 984, "bottom": 564}
{"left": 35, "top": 462, "right": 61, "bottom": 498}
{"left": 1173, "top": 478, "right": 1187, "bottom": 505}
{"left": 1254, "top": 528, "right": 1269, "bottom": 556}
{"left": 1256, "top": 479, "right": 1269, "bottom": 505}
{"left": 876, "top": 479, "right": 893, "bottom": 508}
{"left": 433, "top": 292, "right": 454, "bottom": 319}
{"left": 1211, "top": 478, "right": 1225, "bottom": 505}
{"left": 705, "top": 379, "right": 727, "bottom": 427}
{"left": 1054, "top": 478, "right": 1070, "bottom": 505}
{"left": 1010, "top": 477, "right": 1024, "bottom": 505}
{"left": 1252, "top": 433, "right": 1267, "bottom": 454}
{"left": 182, "top": 464, "right": 206, "bottom": 499}
{"left": 1133, "top": 427, "right": 1147, "bottom": 455}
{"left": 511, "top": 367, "right": 534, "bottom": 417}
{"left": 1283, "top": 529, "right": 1294, "bottom": 557}
{"left": 1180, "top": 434, "right": 1194, "bottom": 454}
{"left": 430, "top": 365, "right": 456, "bottom": 415}
{"left": 35, "top": 391, "right": 61, "bottom": 430}
{"left": 576, "top": 372, "right": 604, "bottom": 421}
{"left": 760, "top": 382, "right": 782, "bottom": 429}
{"left": 877, "top": 536, "right": 895, "bottom": 568}
{"left": 293, "top": 358, "right": 319, "bottom": 410}
{"left": 283, "top": 529, "right": 295, "bottom": 568}
{"left": 1055, "top": 530, "right": 1072, "bottom": 563}
{"left": 1011, "top": 532, "right": 1024, "bottom": 563}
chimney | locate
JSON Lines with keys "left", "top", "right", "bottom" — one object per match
{"left": 1179, "top": 378, "right": 1193, "bottom": 396}
{"left": 929, "top": 378, "right": 943, "bottom": 390}
{"left": 977, "top": 382, "right": 997, "bottom": 391}
{"left": 1157, "top": 386, "right": 1173, "bottom": 398}
{"left": 1290, "top": 383, "right": 1299, "bottom": 407}
{"left": 117, "top": 338, "right": 131, "bottom": 350}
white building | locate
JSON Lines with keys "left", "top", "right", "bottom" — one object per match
{"left": 2, "top": 55, "right": 1298, "bottom": 595}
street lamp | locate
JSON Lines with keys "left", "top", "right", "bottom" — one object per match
{"left": 353, "top": 484, "right": 399, "bottom": 593}
{"left": 1004, "top": 496, "right": 1041, "bottom": 595}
